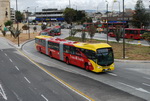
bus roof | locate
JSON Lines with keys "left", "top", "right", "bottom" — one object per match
{"left": 125, "top": 28, "right": 145, "bottom": 30}
{"left": 35, "top": 36, "right": 112, "bottom": 51}
{"left": 74, "top": 42, "right": 111, "bottom": 51}
{"left": 35, "top": 35, "right": 52, "bottom": 39}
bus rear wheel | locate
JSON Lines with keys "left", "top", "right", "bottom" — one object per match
{"left": 66, "top": 58, "right": 70, "bottom": 65}
{"left": 49, "top": 52, "right": 53, "bottom": 58}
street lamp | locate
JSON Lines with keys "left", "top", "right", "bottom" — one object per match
{"left": 105, "top": 0, "right": 109, "bottom": 43}
{"left": 35, "top": 6, "right": 38, "bottom": 15}
{"left": 16, "top": 0, "right": 19, "bottom": 47}
{"left": 122, "top": 0, "right": 125, "bottom": 59}
{"left": 27, "top": 7, "right": 30, "bottom": 39}
{"left": 69, "top": 0, "right": 71, "bottom": 8}
{"left": 118, "top": 1, "right": 120, "bottom": 14}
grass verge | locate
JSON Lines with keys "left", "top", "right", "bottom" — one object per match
{"left": 66, "top": 37, "right": 150, "bottom": 60}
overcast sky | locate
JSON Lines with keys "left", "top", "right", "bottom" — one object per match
{"left": 10, "top": 0, "right": 150, "bottom": 12}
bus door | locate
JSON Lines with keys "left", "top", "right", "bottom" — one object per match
{"left": 69, "top": 47, "right": 77, "bottom": 65}
{"left": 75, "top": 48, "right": 84, "bottom": 67}
{"left": 40, "top": 39, "right": 46, "bottom": 54}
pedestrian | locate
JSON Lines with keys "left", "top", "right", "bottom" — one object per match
{"left": 4, "top": 26, "right": 8, "bottom": 32}
{"left": 0, "top": 25, "right": 2, "bottom": 30}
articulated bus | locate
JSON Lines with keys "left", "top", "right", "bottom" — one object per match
{"left": 39, "top": 26, "right": 61, "bottom": 36}
{"left": 35, "top": 36, "right": 115, "bottom": 73}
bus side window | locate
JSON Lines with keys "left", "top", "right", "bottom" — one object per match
{"left": 48, "top": 41, "right": 53, "bottom": 48}
{"left": 64, "top": 45, "right": 70, "bottom": 53}
{"left": 70, "top": 47, "right": 76, "bottom": 55}
{"left": 75, "top": 48, "right": 82, "bottom": 56}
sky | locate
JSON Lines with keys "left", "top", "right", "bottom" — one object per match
{"left": 10, "top": 0, "right": 150, "bottom": 12}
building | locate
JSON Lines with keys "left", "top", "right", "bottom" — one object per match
{"left": 0, "top": 0, "right": 10, "bottom": 26}
{"left": 35, "top": 8, "right": 64, "bottom": 22}
{"left": 10, "top": 8, "right": 15, "bottom": 22}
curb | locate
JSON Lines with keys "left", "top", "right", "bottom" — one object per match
{"left": 2, "top": 37, "right": 150, "bottom": 63}
{"left": 115, "top": 59, "right": 150, "bottom": 63}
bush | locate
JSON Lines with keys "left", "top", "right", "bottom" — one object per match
{"left": 142, "top": 32, "right": 150, "bottom": 46}
{"left": 4, "top": 20, "right": 13, "bottom": 26}
{"left": 22, "top": 24, "right": 29, "bottom": 30}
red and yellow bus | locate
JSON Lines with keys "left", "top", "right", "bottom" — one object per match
{"left": 124, "top": 28, "right": 145, "bottom": 39}
{"left": 35, "top": 36, "right": 115, "bottom": 73}
{"left": 39, "top": 26, "right": 61, "bottom": 36}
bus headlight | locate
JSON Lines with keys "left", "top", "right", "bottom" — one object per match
{"left": 98, "top": 66, "right": 101, "bottom": 69}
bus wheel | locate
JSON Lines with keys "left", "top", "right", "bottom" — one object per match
{"left": 66, "top": 58, "right": 70, "bottom": 65}
{"left": 49, "top": 52, "right": 52, "bottom": 58}
{"left": 39, "top": 48, "right": 42, "bottom": 53}
{"left": 85, "top": 63, "right": 89, "bottom": 71}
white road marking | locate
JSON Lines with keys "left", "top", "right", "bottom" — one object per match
{"left": 118, "top": 82, "right": 136, "bottom": 89}
{"left": 0, "top": 84, "right": 7, "bottom": 100}
{"left": 15, "top": 66, "right": 20, "bottom": 71}
{"left": 108, "top": 73, "right": 117, "bottom": 76}
{"left": 118, "top": 82, "right": 150, "bottom": 94}
{"left": 4, "top": 53, "right": 7, "bottom": 56}
{"left": 12, "top": 91, "right": 22, "bottom": 101}
{"left": 143, "top": 77, "right": 150, "bottom": 80}
{"left": 41, "top": 94, "right": 48, "bottom": 101}
{"left": 19, "top": 50, "right": 93, "bottom": 101}
{"left": 9, "top": 59, "right": 13, "bottom": 63}
{"left": 24, "top": 77, "right": 31, "bottom": 84}
{"left": 143, "top": 83, "right": 150, "bottom": 87}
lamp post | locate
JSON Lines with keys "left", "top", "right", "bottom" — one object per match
{"left": 27, "top": 7, "right": 30, "bottom": 39}
{"left": 16, "top": 0, "right": 19, "bottom": 47}
{"left": 122, "top": 0, "right": 125, "bottom": 59}
{"left": 105, "top": 0, "right": 109, "bottom": 43}
{"left": 118, "top": 1, "right": 120, "bottom": 14}
{"left": 69, "top": 0, "right": 71, "bottom": 8}
{"left": 35, "top": 6, "right": 38, "bottom": 15}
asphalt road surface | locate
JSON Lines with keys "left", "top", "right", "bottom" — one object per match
{"left": 0, "top": 37, "right": 89, "bottom": 101}
{"left": 22, "top": 38, "right": 150, "bottom": 101}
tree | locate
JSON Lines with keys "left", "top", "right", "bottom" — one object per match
{"left": 88, "top": 25, "right": 96, "bottom": 40}
{"left": 63, "top": 8, "right": 76, "bottom": 23}
{"left": 75, "top": 11, "right": 86, "bottom": 22}
{"left": 132, "top": 0, "right": 150, "bottom": 28}
{"left": 69, "top": 29, "right": 77, "bottom": 37}
{"left": 81, "top": 30, "right": 86, "bottom": 42}
{"left": 114, "top": 26, "right": 122, "bottom": 43}
{"left": 9, "top": 26, "right": 21, "bottom": 38}
{"left": 4, "top": 20, "right": 13, "bottom": 26}
{"left": 142, "top": 32, "right": 150, "bottom": 47}
{"left": 16, "top": 11, "right": 24, "bottom": 23}
{"left": 41, "top": 24, "right": 47, "bottom": 30}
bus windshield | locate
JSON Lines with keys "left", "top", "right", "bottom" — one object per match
{"left": 96, "top": 48, "right": 114, "bottom": 66}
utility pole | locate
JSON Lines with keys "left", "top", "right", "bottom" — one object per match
{"left": 69, "top": 0, "right": 71, "bottom": 8}
{"left": 27, "top": 7, "right": 30, "bottom": 39}
{"left": 16, "top": 0, "right": 19, "bottom": 47}
{"left": 106, "top": 0, "right": 109, "bottom": 43}
{"left": 122, "top": 0, "right": 125, "bottom": 59}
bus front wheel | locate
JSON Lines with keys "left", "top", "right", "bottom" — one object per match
{"left": 85, "top": 63, "right": 89, "bottom": 71}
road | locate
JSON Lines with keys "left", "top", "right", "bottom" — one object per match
{"left": 22, "top": 39, "right": 150, "bottom": 101}
{"left": 0, "top": 37, "right": 89, "bottom": 101}
{"left": 58, "top": 25, "right": 149, "bottom": 46}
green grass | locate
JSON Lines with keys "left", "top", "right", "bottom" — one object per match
{"left": 66, "top": 36, "right": 150, "bottom": 60}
